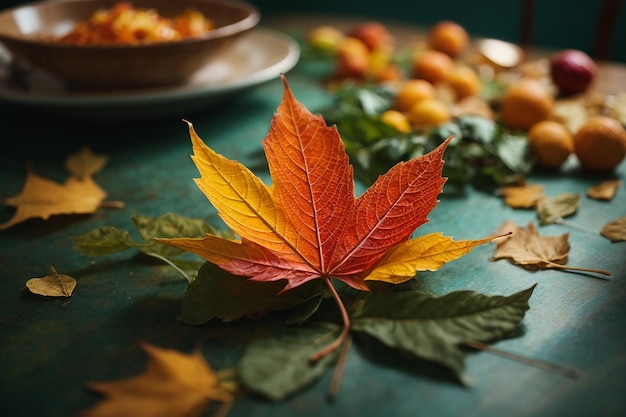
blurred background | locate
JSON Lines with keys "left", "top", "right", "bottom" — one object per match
{"left": 0, "top": 0, "right": 624, "bottom": 63}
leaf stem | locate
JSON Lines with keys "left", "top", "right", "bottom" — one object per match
{"left": 546, "top": 261, "right": 612, "bottom": 277}
{"left": 465, "top": 340, "right": 580, "bottom": 379}
{"left": 100, "top": 200, "right": 126, "bottom": 209}
{"left": 144, "top": 251, "right": 194, "bottom": 283}
{"left": 328, "top": 334, "right": 352, "bottom": 401}
{"left": 553, "top": 217, "right": 597, "bottom": 234}
{"left": 310, "top": 278, "right": 350, "bottom": 362}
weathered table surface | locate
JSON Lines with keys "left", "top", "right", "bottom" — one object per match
{"left": 1, "top": 17, "right": 625, "bottom": 417}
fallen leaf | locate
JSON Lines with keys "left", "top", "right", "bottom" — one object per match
{"left": 492, "top": 220, "right": 611, "bottom": 276}
{"left": 157, "top": 75, "right": 495, "bottom": 290}
{"left": 25, "top": 266, "right": 76, "bottom": 297}
{"left": 500, "top": 183, "right": 544, "bottom": 208}
{"left": 587, "top": 180, "right": 621, "bottom": 201}
{"left": 65, "top": 147, "right": 109, "bottom": 179}
{"left": 351, "top": 285, "right": 536, "bottom": 383}
{"left": 238, "top": 323, "right": 342, "bottom": 402}
{"left": 536, "top": 192, "right": 580, "bottom": 225}
{"left": 600, "top": 216, "right": 626, "bottom": 242}
{"left": 81, "top": 342, "right": 233, "bottom": 417}
{"left": 156, "top": 75, "right": 498, "bottom": 362}
{"left": 0, "top": 167, "right": 107, "bottom": 230}
{"left": 178, "top": 262, "right": 328, "bottom": 324}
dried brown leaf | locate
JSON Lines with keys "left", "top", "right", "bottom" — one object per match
{"left": 25, "top": 266, "right": 76, "bottom": 297}
{"left": 536, "top": 192, "right": 580, "bottom": 225}
{"left": 600, "top": 216, "right": 626, "bottom": 242}
{"left": 500, "top": 183, "right": 544, "bottom": 208}
{"left": 492, "top": 220, "right": 611, "bottom": 276}
{"left": 587, "top": 180, "right": 621, "bottom": 201}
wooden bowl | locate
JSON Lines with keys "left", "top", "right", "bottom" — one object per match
{"left": 0, "top": 0, "right": 260, "bottom": 90}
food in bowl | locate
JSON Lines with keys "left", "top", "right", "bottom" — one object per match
{"left": 0, "top": 0, "right": 260, "bottom": 90}
{"left": 55, "top": 2, "right": 215, "bottom": 45}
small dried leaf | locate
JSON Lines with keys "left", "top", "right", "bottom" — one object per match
{"left": 26, "top": 266, "right": 76, "bottom": 297}
{"left": 600, "top": 216, "right": 626, "bottom": 242}
{"left": 492, "top": 221, "right": 569, "bottom": 270}
{"left": 500, "top": 183, "right": 544, "bottom": 208}
{"left": 536, "top": 192, "right": 580, "bottom": 225}
{"left": 493, "top": 220, "right": 611, "bottom": 276}
{"left": 65, "top": 147, "right": 109, "bottom": 179}
{"left": 587, "top": 180, "right": 621, "bottom": 201}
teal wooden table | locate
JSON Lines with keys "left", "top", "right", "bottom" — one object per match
{"left": 1, "top": 21, "right": 625, "bottom": 417}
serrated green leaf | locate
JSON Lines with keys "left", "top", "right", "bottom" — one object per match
{"left": 536, "top": 192, "right": 581, "bottom": 225}
{"left": 351, "top": 285, "right": 536, "bottom": 380}
{"left": 238, "top": 322, "right": 341, "bottom": 401}
{"left": 71, "top": 226, "right": 147, "bottom": 256}
{"left": 178, "top": 262, "right": 328, "bottom": 325}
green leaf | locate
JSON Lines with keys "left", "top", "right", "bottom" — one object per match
{"left": 238, "top": 322, "right": 341, "bottom": 401}
{"left": 351, "top": 285, "right": 536, "bottom": 381}
{"left": 178, "top": 262, "right": 328, "bottom": 324}
{"left": 71, "top": 226, "right": 147, "bottom": 256}
{"left": 536, "top": 192, "right": 581, "bottom": 225}
{"left": 132, "top": 212, "right": 226, "bottom": 258}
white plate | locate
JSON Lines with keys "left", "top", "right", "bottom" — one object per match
{"left": 0, "top": 27, "right": 300, "bottom": 121}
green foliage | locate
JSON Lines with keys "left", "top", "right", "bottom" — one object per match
{"left": 70, "top": 212, "right": 228, "bottom": 281}
{"left": 317, "top": 84, "right": 535, "bottom": 187}
{"left": 236, "top": 285, "right": 536, "bottom": 400}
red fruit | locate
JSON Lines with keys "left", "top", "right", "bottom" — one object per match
{"left": 549, "top": 49, "right": 596, "bottom": 96}
{"left": 347, "top": 21, "right": 393, "bottom": 51}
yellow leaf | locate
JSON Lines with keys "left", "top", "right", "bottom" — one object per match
{"left": 66, "top": 147, "right": 109, "bottom": 179}
{"left": 187, "top": 122, "right": 301, "bottom": 263}
{"left": 0, "top": 168, "right": 107, "bottom": 229}
{"left": 500, "top": 183, "right": 544, "bottom": 208}
{"left": 81, "top": 342, "right": 233, "bottom": 417}
{"left": 364, "top": 233, "right": 498, "bottom": 284}
{"left": 25, "top": 266, "right": 76, "bottom": 297}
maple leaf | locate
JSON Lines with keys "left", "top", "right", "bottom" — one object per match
{"left": 81, "top": 342, "right": 233, "bottom": 417}
{"left": 492, "top": 220, "right": 611, "bottom": 276}
{"left": 25, "top": 266, "right": 76, "bottom": 297}
{"left": 156, "top": 74, "right": 500, "bottom": 360}
{"left": 0, "top": 148, "right": 120, "bottom": 230}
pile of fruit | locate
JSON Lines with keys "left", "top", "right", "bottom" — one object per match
{"left": 305, "top": 20, "right": 626, "bottom": 175}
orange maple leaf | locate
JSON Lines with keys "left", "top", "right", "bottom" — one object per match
{"left": 81, "top": 342, "right": 233, "bottom": 417}
{"left": 157, "top": 74, "right": 499, "bottom": 359}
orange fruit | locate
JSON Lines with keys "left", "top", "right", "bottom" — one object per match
{"left": 393, "top": 79, "right": 436, "bottom": 112}
{"left": 447, "top": 65, "right": 482, "bottom": 100}
{"left": 573, "top": 116, "right": 626, "bottom": 171}
{"left": 412, "top": 49, "right": 455, "bottom": 85}
{"left": 406, "top": 98, "right": 451, "bottom": 128}
{"left": 500, "top": 79, "right": 554, "bottom": 130}
{"left": 307, "top": 25, "right": 345, "bottom": 54}
{"left": 428, "top": 20, "right": 469, "bottom": 58}
{"left": 527, "top": 121, "right": 574, "bottom": 168}
{"left": 381, "top": 110, "right": 412, "bottom": 133}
